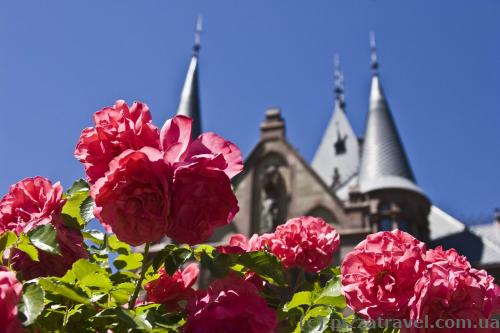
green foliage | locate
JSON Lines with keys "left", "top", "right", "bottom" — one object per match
{"left": 28, "top": 224, "right": 60, "bottom": 255}
{"left": 17, "top": 283, "right": 45, "bottom": 326}
{"left": 0, "top": 230, "right": 17, "bottom": 257}
{"left": 153, "top": 244, "right": 193, "bottom": 274}
{"left": 62, "top": 178, "right": 94, "bottom": 229}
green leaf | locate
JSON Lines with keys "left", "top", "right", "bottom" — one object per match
{"left": 67, "top": 179, "right": 90, "bottom": 195}
{"left": 38, "top": 279, "right": 90, "bottom": 305}
{"left": 110, "top": 282, "right": 135, "bottom": 305}
{"left": 82, "top": 229, "right": 105, "bottom": 246}
{"left": 16, "top": 234, "right": 39, "bottom": 261}
{"left": 237, "top": 251, "right": 286, "bottom": 286}
{"left": 62, "top": 191, "right": 89, "bottom": 228}
{"left": 107, "top": 234, "right": 131, "bottom": 255}
{"left": 314, "top": 276, "right": 346, "bottom": 308}
{"left": 80, "top": 195, "right": 95, "bottom": 225}
{"left": 27, "top": 224, "right": 60, "bottom": 255}
{"left": 114, "top": 253, "right": 143, "bottom": 271}
{"left": 152, "top": 244, "right": 192, "bottom": 274}
{"left": 296, "top": 306, "right": 332, "bottom": 333}
{"left": 72, "top": 259, "right": 102, "bottom": 280}
{"left": 0, "top": 231, "right": 17, "bottom": 257}
{"left": 17, "top": 283, "right": 45, "bottom": 326}
{"left": 284, "top": 291, "right": 313, "bottom": 312}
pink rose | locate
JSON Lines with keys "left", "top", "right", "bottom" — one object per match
{"left": 168, "top": 164, "right": 239, "bottom": 245}
{"left": 11, "top": 223, "right": 88, "bottom": 280}
{"left": 145, "top": 263, "right": 199, "bottom": 311}
{"left": 407, "top": 247, "right": 497, "bottom": 332}
{"left": 0, "top": 177, "right": 88, "bottom": 279}
{"left": 0, "top": 176, "right": 64, "bottom": 234}
{"left": 0, "top": 267, "right": 22, "bottom": 333}
{"left": 160, "top": 115, "right": 243, "bottom": 179}
{"left": 216, "top": 233, "right": 268, "bottom": 254}
{"left": 341, "top": 230, "right": 426, "bottom": 320}
{"left": 75, "top": 100, "right": 160, "bottom": 184}
{"left": 91, "top": 148, "right": 171, "bottom": 246}
{"left": 268, "top": 216, "right": 340, "bottom": 273}
{"left": 184, "top": 276, "right": 277, "bottom": 333}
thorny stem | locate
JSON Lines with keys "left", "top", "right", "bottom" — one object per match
{"left": 128, "top": 242, "right": 151, "bottom": 310}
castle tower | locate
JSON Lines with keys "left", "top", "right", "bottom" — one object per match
{"left": 176, "top": 16, "right": 202, "bottom": 139}
{"left": 312, "top": 55, "right": 360, "bottom": 192}
{"left": 356, "top": 33, "right": 430, "bottom": 241}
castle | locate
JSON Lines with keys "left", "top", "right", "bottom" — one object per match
{"left": 167, "top": 20, "right": 500, "bottom": 280}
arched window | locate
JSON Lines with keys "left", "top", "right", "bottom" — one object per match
{"left": 307, "top": 206, "right": 337, "bottom": 224}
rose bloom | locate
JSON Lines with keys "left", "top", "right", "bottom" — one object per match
{"left": 184, "top": 276, "right": 277, "bottom": 333}
{"left": 406, "top": 247, "right": 497, "bottom": 332}
{"left": 216, "top": 233, "right": 271, "bottom": 254}
{"left": 0, "top": 177, "right": 88, "bottom": 279}
{"left": 160, "top": 115, "right": 243, "bottom": 179}
{"left": 0, "top": 176, "right": 65, "bottom": 234}
{"left": 144, "top": 263, "right": 199, "bottom": 311}
{"left": 168, "top": 164, "right": 239, "bottom": 245}
{"left": 341, "top": 229, "right": 426, "bottom": 320}
{"left": 268, "top": 216, "right": 339, "bottom": 273}
{"left": 75, "top": 100, "right": 160, "bottom": 184}
{"left": 91, "top": 148, "right": 171, "bottom": 246}
{"left": 0, "top": 267, "right": 22, "bottom": 333}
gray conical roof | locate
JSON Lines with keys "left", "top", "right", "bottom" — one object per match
{"left": 176, "top": 16, "right": 202, "bottom": 138}
{"left": 358, "top": 74, "right": 422, "bottom": 194}
{"left": 177, "top": 54, "right": 201, "bottom": 138}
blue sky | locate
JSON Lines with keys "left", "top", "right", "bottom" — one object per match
{"left": 0, "top": 1, "right": 499, "bottom": 224}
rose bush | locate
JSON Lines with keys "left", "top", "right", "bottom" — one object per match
{"left": 0, "top": 102, "right": 497, "bottom": 333}
{"left": 0, "top": 177, "right": 88, "bottom": 279}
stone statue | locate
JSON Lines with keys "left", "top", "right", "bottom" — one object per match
{"left": 260, "top": 165, "right": 281, "bottom": 233}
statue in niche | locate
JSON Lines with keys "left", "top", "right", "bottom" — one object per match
{"left": 331, "top": 167, "right": 341, "bottom": 189}
{"left": 260, "top": 165, "right": 282, "bottom": 233}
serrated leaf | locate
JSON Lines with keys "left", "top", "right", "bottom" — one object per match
{"left": 62, "top": 191, "right": 89, "bottom": 228}
{"left": 110, "top": 282, "right": 136, "bottom": 305}
{"left": 114, "top": 253, "right": 143, "bottom": 271}
{"left": 38, "top": 279, "right": 90, "bottom": 305}
{"left": 79, "top": 273, "right": 112, "bottom": 290}
{"left": 72, "top": 259, "right": 102, "bottom": 280}
{"left": 0, "top": 231, "right": 17, "bottom": 257}
{"left": 28, "top": 224, "right": 60, "bottom": 255}
{"left": 16, "top": 234, "right": 39, "bottom": 261}
{"left": 237, "top": 251, "right": 286, "bottom": 286}
{"left": 152, "top": 244, "right": 192, "bottom": 274}
{"left": 284, "top": 291, "right": 313, "bottom": 312}
{"left": 314, "top": 276, "right": 346, "bottom": 308}
{"left": 295, "top": 306, "right": 332, "bottom": 333}
{"left": 67, "top": 179, "right": 89, "bottom": 195}
{"left": 80, "top": 196, "right": 95, "bottom": 225}
{"left": 107, "top": 235, "right": 131, "bottom": 255}
{"left": 82, "top": 229, "right": 105, "bottom": 246}
{"left": 17, "top": 283, "right": 45, "bottom": 326}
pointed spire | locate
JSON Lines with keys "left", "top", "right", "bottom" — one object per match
{"left": 334, "top": 54, "right": 346, "bottom": 110}
{"left": 176, "top": 15, "right": 202, "bottom": 138}
{"left": 193, "top": 15, "right": 202, "bottom": 56}
{"left": 358, "top": 33, "right": 422, "bottom": 194}
{"left": 369, "top": 31, "right": 379, "bottom": 74}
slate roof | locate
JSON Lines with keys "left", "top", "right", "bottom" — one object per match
{"left": 358, "top": 74, "right": 421, "bottom": 194}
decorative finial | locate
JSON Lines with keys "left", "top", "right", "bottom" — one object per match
{"left": 193, "top": 15, "right": 203, "bottom": 55}
{"left": 334, "top": 54, "right": 345, "bottom": 109}
{"left": 369, "top": 31, "right": 379, "bottom": 74}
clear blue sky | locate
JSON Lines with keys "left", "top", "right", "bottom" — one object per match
{"left": 1, "top": 1, "right": 499, "bottom": 224}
